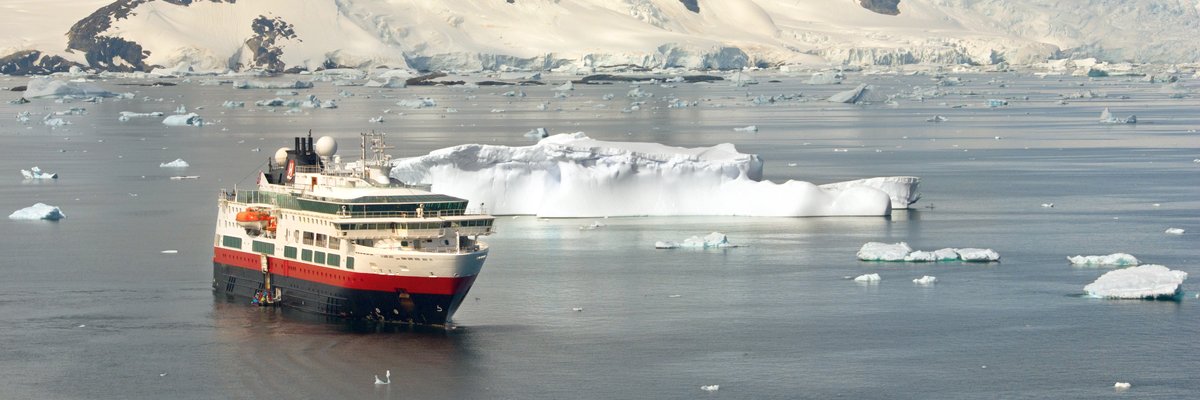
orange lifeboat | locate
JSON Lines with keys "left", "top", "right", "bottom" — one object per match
{"left": 235, "top": 208, "right": 273, "bottom": 230}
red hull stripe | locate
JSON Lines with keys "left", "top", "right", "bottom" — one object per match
{"left": 213, "top": 247, "right": 476, "bottom": 296}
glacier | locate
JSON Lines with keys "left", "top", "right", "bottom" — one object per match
{"left": 9, "top": 203, "right": 66, "bottom": 221}
{"left": 1084, "top": 265, "right": 1188, "bottom": 300}
{"left": 390, "top": 133, "right": 918, "bottom": 217}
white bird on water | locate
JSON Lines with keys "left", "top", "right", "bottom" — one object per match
{"left": 374, "top": 370, "right": 391, "bottom": 385}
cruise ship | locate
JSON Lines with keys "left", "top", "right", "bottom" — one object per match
{"left": 213, "top": 133, "right": 494, "bottom": 326}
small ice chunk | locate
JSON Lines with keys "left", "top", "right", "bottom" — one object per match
{"left": 369, "top": 116, "right": 384, "bottom": 123}
{"left": 956, "top": 248, "right": 1000, "bottom": 262}
{"left": 913, "top": 276, "right": 937, "bottom": 285}
{"left": 1041, "top": 203, "right": 1054, "bottom": 208}
{"left": 733, "top": 125, "right": 758, "bottom": 132}
{"left": 854, "top": 273, "right": 881, "bottom": 283}
{"left": 700, "top": 385, "right": 719, "bottom": 392}
{"left": 160, "top": 159, "right": 189, "bottom": 168}
{"left": 396, "top": 98, "right": 437, "bottom": 108}
{"left": 578, "top": 221, "right": 605, "bottom": 230}
{"left": 1114, "top": 382, "right": 1131, "bottom": 390}
{"left": 926, "top": 115, "right": 947, "bottom": 123}
{"left": 555, "top": 81, "right": 574, "bottom": 91}
{"left": 655, "top": 241, "right": 679, "bottom": 249}
{"left": 161, "top": 250, "right": 179, "bottom": 254}
{"left": 1068, "top": 253, "right": 1139, "bottom": 267}
{"left": 162, "top": 113, "right": 203, "bottom": 127}
{"left": 9, "top": 203, "right": 66, "bottom": 220}
{"left": 21, "top": 166, "right": 58, "bottom": 179}
{"left": 118, "top": 111, "right": 165, "bottom": 121}
{"left": 827, "top": 84, "right": 873, "bottom": 104}
{"left": 680, "top": 232, "right": 737, "bottom": 248}
{"left": 857, "top": 242, "right": 913, "bottom": 262}
{"left": 571, "top": 307, "right": 583, "bottom": 312}
{"left": 1164, "top": 228, "right": 1185, "bottom": 235}
{"left": 221, "top": 100, "right": 245, "bottom": 108}
{"left": 1084, "top": 264, "right": 1188, "bottom": 300}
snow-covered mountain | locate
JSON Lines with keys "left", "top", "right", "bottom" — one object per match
{"left": 2, "top": 0, "right": 1198, "bottom": 75}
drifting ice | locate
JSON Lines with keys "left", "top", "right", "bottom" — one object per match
{"left": 20, "top": 166, "right": 57, "bottom": 179}
{"left": 232, "top": 80, "right": 313, "bottom": 89}
{"left": 23, "top": 78, "right": 118, "bottom": 99}
{"left": 1099, "top": 108, "right": 1136, "bottom": 124}
{"left": 9, "top": 203, "right": 66, "bottom": 221}
{"left": 854, "top": 273, "right": 881, "bottom": 283}
{"left": 1164, "top": 228, "right": 1185, "bottom": 235}
{"left": 857, "top": 242, "right": 999, "bottom": 262}
{"left": 733, "top": 125, "right": 758, "bottom": 132}
{"left": 162, "top": 113, "right": 203, "bottom": 127}
{"left": 827, "top": 84, "right": 876, "bottom": 104}
{"left": 160, "top": 159, "right": 190, "bottom": 168}
{"left": 396, "top": 98, "right": 437, "bottom": 108}
{"left": 913, "top": 276, "right": 938, "bottom": 285}
{"left": 390, "top": 133, "right": 919, "bottom": 217}
{"left": 1068, "top": 253, "right": 1139, "bottom": 266}
{"left": 1084, "top": 265, "right": 1187, "bottom": 300}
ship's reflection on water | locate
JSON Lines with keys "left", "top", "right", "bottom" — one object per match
{"left": 209, "top": 299, "right": 496, "bottom": 399}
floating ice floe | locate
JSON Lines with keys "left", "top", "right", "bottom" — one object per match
{"left": 232, "top": 80, "right": 313, "bottom": 89}
{"left": 160, "top": 159, "right": 189, "bottom": 168}
{"left": 1099, "top": 108, "right": 1137, "bottom": 124}
{"left": 913, "top": 276, "right": 938, "bottom": 285}
{"left": 20, "top": 166, "right": 57, "bottom": 179}
{"left": 1068, "top": 253, "right": 1139, "bottom": 267}
{"left": 1084, "top": 264, "right": 1187, "bottom": 300}
{"left": 162, "top": 113, "right": 203, "bottom": 127}
{"left": 1164, "top": 228, "right": 1185, "bottom": 235}
{"left": 1114, "top": 382, "right": 1131, "bottom": 390}
{"left": 396, "top": 98, "right": 437, "bottom": 108}
{"left": 42, "top": 114, "right": 68, "bottom": 126}
{"left": 700, "top": 385, "right": 719, "bottom": 392}
{"left": 733, "top": 125, "right": 758, "bottom": 132}
{"left": 986, "top": 99, "right": 1008, "bottom": 107}
{"left": 857, "top": 242, "right": 999, "bottom": 262}
{"left": 827, "top": 84, "right": 879, "bottom": 104}
{"left": 654, "top": 241, "right": 678, "bottom": 249}
{"left": 23, "top": 78, "right": 119, "bottom": 99}
{"left": 926, "top": 115, "right": 947, "bottom": 123}
{"left": 524, "top": 128, "right": 549, "bottom": 139}
{"left": 555, "top": 81, "right": 574, "bottom": 91}
{"left": 9, "top": 203, "right": 66, "bottom": 221}
{"left": 118, "top": 111, "right": 165, "bottom": 121}
{"left": 578, "top": 221, "right": 605, "bottom": 230}
{"left": 854, "top": 273, "right": 881, "bottom": 283}
{"left": 682, "top": 232, "right": 738, "bottom": 248}
{"left": 221, "top": 101, "right": 245, "bottom": 108}
{"left": 364, "top": 77, "right": 406, "bottom": 88}
{"left": 390, "top": 133, "right": 919, "bottom": 217}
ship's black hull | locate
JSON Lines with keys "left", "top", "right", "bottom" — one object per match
{"left": 213, "top": 262, "right": 469, "bottom": 326}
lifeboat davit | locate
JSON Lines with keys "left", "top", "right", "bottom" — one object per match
{"left": 236, "top": 208, "right": 273, "bottom": 230}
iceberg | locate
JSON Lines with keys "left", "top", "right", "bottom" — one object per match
{"left": 23, "top": 78, "right": 118, "bottom": 99}
{"left": 857, "top": 242, "right": 913, "bottom": 262}
{"left": 9, "top": 203, "right": 66, "bottom": 221}
{"left": 1164, "top": 228, "right": 1185, "bottom": 235}
{"left": 733, "top": 125, "right": 758, "bottom": 132}
{"left": 956, "top": 248, "right": 1001, "bottom": 262}
{"left": 817, "top": 176, "right": 921, "bottom": 209}
{"left": 1068, "top": 253, "right": 1140, "bottom": 267}
{"left": 854, "top": 273, "right": 881, "bottom": 283}
{"left": 160, "top": 159, "right": 189, "bottom": 168}
{"left": 232, "top": 80, "right": 313, "bottom": 89}
{"left": 654, "top": 241, "right": 679, "bottom": 249}
{"left": 858, "top": 242, "right": 999, "bottom": 262}
{"left": 390, "top": 133, "right": 916, "bottom": 217}
{"left": 221, "top": 101, "right": 245, "bottom": 108}
{"left": 681, "top": 232, "right": 737, "bottom": 248}
{"left": 827, "top": 84, "right": 876, "bottom": 104}
{"left": 396, "top": 98, "right": 437, "bottom": 109}
{"left": 162, "top": 113, "right": 203, "bottom": 127}
{"left": 1099, "top": 108, "right": 1136, "bottom": 124}
{"left": 118, "top": 111, "right": 165, "bottom": 121}
{"left": 913, "top": 276, "right": 938, "bottom": 285}
{"left": 1084, "top": 265, "right": 1187, "bottom": 300}
{"left": 20, "top": 166, "right": 57, "bottom": 179}
{"left": 555, "top": 81, "right": 574, "bottom": 91}
{"left": 364, "top": 77, "right": 406, "bottom": 88}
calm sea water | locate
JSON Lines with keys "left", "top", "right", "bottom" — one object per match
{"left": 0, "top": 71, "right": 1196, "bottom": 399}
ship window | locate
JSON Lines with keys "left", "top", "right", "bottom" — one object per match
{"left": 315, "top": 251, "right": 326, "bottom": 265}
{"left": 301, "top": 249, "right": 313, "bottom": 262}
{"left": 303, "top": 231, "right": 314, "bottom": 245}
{"left": 252, "top": 240, "right": 275, "bottom": 255}
{"left": 284, "top": 246, "right": 297, "bottom": 259}
{"left": 443, "top": 240, "right": 450, "bottom": 246}
{"left": 400, "top": 240, "right": 409, "bottom": 247}
{"left": 346, "top": 257, "right": 355, "bottom": 270}
{"left": 222, "top": 235, "right": 242, "bottom": 249}
{"left": 328, "top": 238, "right": 340, "bottom": 250}
{"left": 315, "top": 233, "right": 327, "bottom": 247}
{"left": 327, "top": 254, "right": 340, "bottom": 267}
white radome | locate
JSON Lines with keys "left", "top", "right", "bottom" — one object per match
{"left": 274, "top": 147, "right": 291, "bottom": 165}
{"left": 315, "top": 136, "right": 338, "bottom": 157}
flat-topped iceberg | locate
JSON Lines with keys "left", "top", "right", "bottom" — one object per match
{"left": 9, "top": 203, "right": 66, "bottom": 221}
{"left": 858, "top": 242, "right": 1000, "bottom": 262}
{"left": 162, "top": 113, "right": 203, "bottom": 127}
{"left": 23, "top": 78, "right": 118, "bottom": 99}
{"left": 657, "top": 232, "right": 738, "bottom": 249}
{"left": 854, "top": 273, "right": 881, "bottom": 283}
{"left": 913, "top": 276, "right": 938, "bottom": 285}
{"left": 390, "top": 133, "right": 918, "bottom": 217}
{"left": 1069, "top": 253, "right": 1140, "bottom": 267}
{"left": 1084, "top": 265, "right": 1187, "bottom": 300}
{"left": 160, "top": 159, "right": 189, "bottom": 168}
{"left": 232, "top": 80, "right": 313, "bottom": 89}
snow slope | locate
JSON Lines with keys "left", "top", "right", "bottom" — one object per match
{"left": 1, "top": 0, "right": 1198, "bottom": 74}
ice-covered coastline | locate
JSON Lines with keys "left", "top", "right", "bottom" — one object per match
{"left": 390, "top": 133, "right": 918, "bottom": 217}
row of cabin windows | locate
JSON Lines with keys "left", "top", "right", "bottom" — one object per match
{"left": 336, "top": 219, "right": 491, "bottom": 231}
{"left": 221, "top": 235, "right": 353, "bottom": 270}
{"left": 289, "top": 230, "right": 340, "bottom": 250}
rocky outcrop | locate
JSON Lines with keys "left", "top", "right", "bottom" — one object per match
{"left": 242, "top": 15, "right": 299, "bottom": 72}
{"left": 65, "top": 0, "right": 238, "bottom": 72}
{"left": 859, "top": 0, "right": 900, "bottom": 16}
{"left": 679, "top": 0, "right": 699, "bottom": 13}
{"left": 0, "top": 50, "right": 82, "bottom": 75}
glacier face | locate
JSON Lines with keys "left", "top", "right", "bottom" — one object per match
{"left": 389, "top": 133, "right": 913, "bottom": 218}
{"left": 1, "top": 0, "right": 1198, "bottom": 74}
